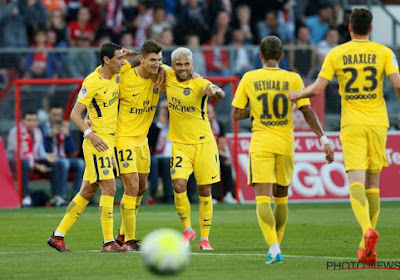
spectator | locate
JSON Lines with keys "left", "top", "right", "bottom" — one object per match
{"left": 317, "top": 28, "right": 339, "bottom": 67}
{"left": 257, "top": 10, "right": 294, "bottom": 44}
{"left": 18, "top": 0, "right": 48, "bottom": 37}
{"left": 103, "top": 0, "right": 123, "bottom": 41}
{"left": 212, "top": 10, "right": 232, "bottom": 45}
{"left": 202, "top": 31, "right": 230, "bottom": 76}
{"left": 67, "top": 6, "right": 95, "bottom": 46}
{"left": 338, "top": 9, "right": 352, "bottom": 44}
{"left": 147, "top": 100, "right": 174, "bottom": 204}
{"left": 232, "top": 4, "right": 256, "bottom": 44}
{"left": 186, "top": 34, "right": 206, "bottom": 76}
{"left": 304, "top": 4, "right": 332, "bottom": 44}
{"left": 208, "top": 104, "right": 236, "bottom": 204}
{"left": 67, "top": 34, "right": 97, "bottom": 78}
{"left": 24, "top": 29, "right": 62, "bottom": 79}
{"left": 65, "top": 0, "right": 82, "bottom": 22}
{"left": 148, "top": 5, "right": 172, "bottom": 42}
{"left": 289, "top": 25, "right": 316, "bottom": 82}
{"left": 41, "top": 0, "right": 66, "bottom": 13}
{"left": 176, "top": 0, "right": 209, "bottom": 44}
{"left": 160, "top": 28, "right": 174, "bottom": 65}
{"left": 231, "top": 29, "right": 253, "bottom": 77}
{"left": 41, "top": 103, "right": 85, "bottom": 198}
{"left": 0, "top": 2, "right": 29, "bottom": 49}
{"left": 120, "top": 32, "right": 135, "bottom": 48}
{"left": 133, "top": 0, "right": 153, "bottom": 47}
{"left": 7, "top": 109, "right": 68, "bottom": 207}
{"left": 47, "top": 9, "right": 68, "bottom": 46}
{"left": 207, "top": 0, "right": 232, "bottom": 28}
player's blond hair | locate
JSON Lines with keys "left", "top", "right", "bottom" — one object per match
{"left": 171, "top": 47, "right": 193, "bottom": 63}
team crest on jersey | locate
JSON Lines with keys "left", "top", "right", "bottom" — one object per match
{"left": 123, "top": 162, "right": 129, "bottom": 168}
{"left": 183, "top": 88, "right": 190, "bottom": 96}
{"left": 103, "top": 169, "right": 109, "bottom": 175}
{"left": 171, "top": 168, "right": 176, "bottom": 175}
{"left": 78, "top": 87, "right": 88, "bottom": 99}
{"left": 153, "top": 86, "right": 158, "bottom": 94}
{"left": 116, "top": 76, "right": 120, "bottom": 84}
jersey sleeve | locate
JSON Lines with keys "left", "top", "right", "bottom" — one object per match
{"left": 77, "top": 79, "right": 96, "bottom": 106}
{"left": 318, "top": 49, "right": 336, "bottom": 81}
{"left": 293, "top": 74, "right": 311, "bottom": 108}
{"left": 384, "top": 49, "right": 400, "bottom": 76}
{"left": 232, "top": 73, "right": 249, "bottom": 109}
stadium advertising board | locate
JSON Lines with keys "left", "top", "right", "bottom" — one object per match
{"left": 226, "top": 132, "right": 400, "bottom": 202}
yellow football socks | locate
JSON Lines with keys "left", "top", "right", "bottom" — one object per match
{"left": 135, "top": 195, "right": 143, "bottom": 216}
{"left": 99, "top": 195, "right": 114, "bottom": 243}
{"left": 120, "top": 195, "right": 136, "bottom": 241}
{"left": 56, "top": 194, "right": 89, "bottom": 235}
{"left": 359, "top": 188, "right": 380, "bottom": 248}
{"left": 199, "top": 196, "right": 213, "bottom": 239}
{"left": 256, "top": 196, "right": 278, "bottom": 246}
{"left": 349, "top": 183, "right": 372, "bottom": 237}
{"left": 273, "top": 196, "right": 288, "bottom": 244}
{"left": 174, "top": 191, "right": 191, "bottom": 229}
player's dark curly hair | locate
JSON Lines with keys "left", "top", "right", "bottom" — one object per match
{"left": 350, "top": 8, "right": 373, "bottom": 35}
{"left": 99, "top": 42, "right": 122, "bottom": 65}
{"left": 260, "top": 35, "right": 283, "bottom": 61}
{"left": 141, "top": 39, "right": 164, "bottom": 57}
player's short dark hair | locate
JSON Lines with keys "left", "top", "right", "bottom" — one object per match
{"left": 260, "top": 35, "right": 283, "bottom": 61}
{"left": 22, "top": 109, "right": 37, "bottom": 119}
{"left": 350, "top": 8, "right": 372, "bottom": 35}
{"left": 141, "top": 39, "right": 163, "bottom": 57}
{"left": 99, "top": 42, "right": 122, "bottom": 65}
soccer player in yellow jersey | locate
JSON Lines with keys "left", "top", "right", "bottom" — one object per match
{"left": 113, "top": 40, "right": 164, "bottom": 251}
{"left": 166, "top": 47, "right": 225, "bottom": 250}
{"left": 232, "top": 36, "right": 334, "bottom": 264}
{"left": 48, "top": 43, "right": 135, "bottom": 252}
{"left": 289, "top": 9, "right": 400, "bottom": 265}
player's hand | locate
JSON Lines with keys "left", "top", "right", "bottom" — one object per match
{"left": 84, "top": 115, "right": 95, "bottom": 129}
{"left": 87, "top": 133, "right": 109, "bottom": 152}
{"left": 122, "top": 48, "right": 139, "bottom": 57}
{"left": 155, "top": 67, "right": 166, "bottom": 88}
{"left": 288, "top": 91, "right": 300, "bottom": 102}
{"left": 203, "top": 85, "right": 214, "bottom": 97}
{"left": 324, "top": 143, "right": 334, "bottom": 164}
{"left": 46, "top": 154, "right": 58, "bottom": 163}
{"left": 191, "top": 72, "right": 202, "bottom": 79}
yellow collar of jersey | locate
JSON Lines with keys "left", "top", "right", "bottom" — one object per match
{"left": 262, "top": 67, "right": 281, "bottom": 70}
{"left": 351, "top": 39, "right": 370, "bottom": 43}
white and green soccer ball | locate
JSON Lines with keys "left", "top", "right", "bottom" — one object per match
{"left": 141, "top": 228, "right": 190, "bottom": 275}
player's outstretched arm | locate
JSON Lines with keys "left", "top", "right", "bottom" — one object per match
{"left": 122, "top": 48, "right": 140, "bottom": 67}
{"left": 299, "top": 105, "right": 334, "bottom": 163}
{"left": 203, "top": 85, "right": 225, "bottom": 99}
{"left": 232, "top": 106, "right": 250, "bottom": 121}
{"left": 70, "top": 102, "right": 109, "bottom": 152}
{"left": 289, "top": 77, "right": 329, "bottom": 102}
{"left": 388, "top": 73, "right": 400, "bottom": 100}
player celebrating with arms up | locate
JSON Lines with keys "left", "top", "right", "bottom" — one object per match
{"left": 166, "top": 47, "right": 224, "bottom": 250}
{"left": 232, "top": 36, "right": 333, "bottom": 264}
{"left": 289, "top": 9, "right": 400, "bottom": 265}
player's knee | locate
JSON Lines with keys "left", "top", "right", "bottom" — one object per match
{"left": 273, "top": 184, "right": 288, "bottom": 197}
{"left": 100, "top": 180, "right": 116, "bottom": 196}
{"left": 138, "top": 183, "right": 148, "bottom": 196}
{"left": 173, "top": 180, "right": 187, "bottom": 193}
{"left": 198, "top": 185, "right": 211, "bottom": 196}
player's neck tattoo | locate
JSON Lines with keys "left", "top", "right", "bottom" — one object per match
{"left": 264, "top": 61, "right": 279, "bottom": 68}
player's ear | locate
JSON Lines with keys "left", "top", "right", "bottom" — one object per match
{"left": 279, "top": 52, "right": 284, "bottom": 60}
{"left": 348, "top": 24, "right": 353, "bottom": 33}
{"left": 369, "top": 25, "right": 373, "bottom": 33}
{"left": 259, "top": 51, "right": 264, "bottom": 60}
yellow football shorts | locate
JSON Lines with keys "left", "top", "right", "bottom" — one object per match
{"left": 114, "top": 137, "right": 151, "bottom": 174}
{"left": 171, "top": 141, "right": 220, "bottom": 185}
{"left": 82, "top": 133, "right": 115, "bottom": 183}
{"left": 340, "top": 125, "right": 388, "bottom": 172}
{"left": 248, "top": 152, "right": 294, "bottom": 186}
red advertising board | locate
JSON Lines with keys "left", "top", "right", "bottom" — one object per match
{"left": 226, "top": 132, "right": 400, "bottom": 203}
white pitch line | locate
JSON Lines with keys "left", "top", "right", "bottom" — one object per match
{"left": 0, "top": 250, "right": 398, "bottom": 261}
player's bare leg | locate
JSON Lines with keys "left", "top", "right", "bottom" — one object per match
{"left": 137, "top": 173, "right": 149, "bottom": 214}
{"left": 173, "top": 179, "right": 195, "bottom": 241}
{"left": 254, "top": 183, "right": 283, "bottom": 264}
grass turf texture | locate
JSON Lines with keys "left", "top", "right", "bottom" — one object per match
{"left": 0, "top": 202, "right": 399, "bottom": 279}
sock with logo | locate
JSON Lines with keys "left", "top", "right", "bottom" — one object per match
{"left": 99, "top": 195, "right": 114, "bottom": 242}
{"left": 55, "top": 194, "right": 89, "bottom": 236}
{"left": 199, "top": 195, "right": 213, "bottom": 239}
{"left": 174, "top": 191, "right": 191, "bottom": 229}
{"left": 273, "top": 196, "right": 288, "bottom": 244}
{"left": 256, "top": 196, "right": 278, "bottom": 246}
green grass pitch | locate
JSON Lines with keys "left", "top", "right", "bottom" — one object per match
{"left": 0, "top": 202, "right": 399, "bottom": 279}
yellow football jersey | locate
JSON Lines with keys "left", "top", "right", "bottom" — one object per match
{"left": 232, "top": 67, "right": 310, "bottom": 155}
{"left": 166, "top": 68, "right": 215, "bottom": 144}
{"left": 77, "top": 61, "right": 131, "bottom": 134}
{"left": 318, "top": 39, "right": 399, "bottom": 128}
{"left": 116, "top": 67, "right": 162, "bottom": 142}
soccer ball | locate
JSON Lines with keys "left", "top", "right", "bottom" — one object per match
{"left": 141, "top": 228, "right": 190, "bottom": 275}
